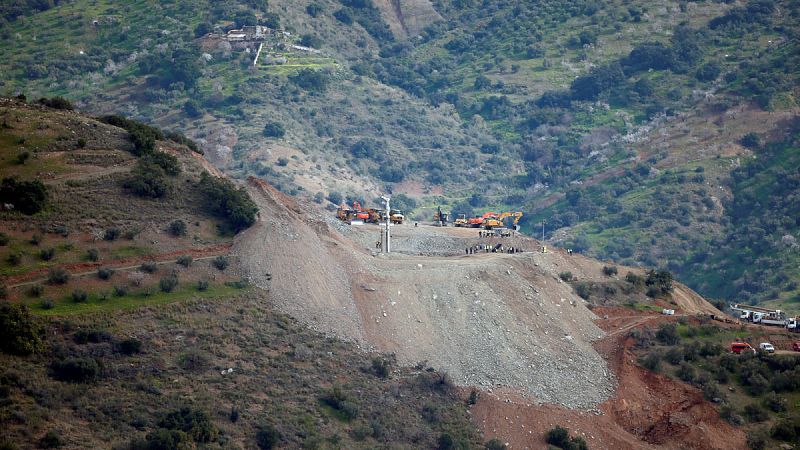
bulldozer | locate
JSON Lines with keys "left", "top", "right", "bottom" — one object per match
{"left": 390, "top": 209, "right": 404, "bottom": 224}
{"left": 454, "top": 214, "right": 468, "bottom": 227}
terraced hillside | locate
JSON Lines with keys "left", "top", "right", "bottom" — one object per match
{"left": 1, "top": 1, "right": 798, "bottom": 307}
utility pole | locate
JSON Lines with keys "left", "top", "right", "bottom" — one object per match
{"left": 541, "top": 219, "right": 546, "bottom": 242}
{"left": 381, "top": 195, "right": 391, "bottom": 253}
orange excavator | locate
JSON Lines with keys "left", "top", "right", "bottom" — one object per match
{"left": 337, "top": 201, "right": 370, "bottom": 224}
{"left": 467, "top": 211, "right": 498, "bottom": 228}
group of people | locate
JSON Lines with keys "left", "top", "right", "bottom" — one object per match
{"left": 477, "top": 230, "right": 512, "bottom": 238}
{"left": 465, "top": 244, "right": 524, "bottom": 255}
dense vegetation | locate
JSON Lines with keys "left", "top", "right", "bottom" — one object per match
{"left": 1, "top": 0, "right": 798, "bottom": 309}
{"left": 632, "top": 319, "right": 800, "bottom": 449}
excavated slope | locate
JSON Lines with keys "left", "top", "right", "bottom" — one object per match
{"left": 234, "top": 178, "right": 721, "bottom": 409}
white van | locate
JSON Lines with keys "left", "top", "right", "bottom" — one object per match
{"left": 759, "top": 342, "right": 775, "bottom": 353}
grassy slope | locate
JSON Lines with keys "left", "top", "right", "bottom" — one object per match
{"left": 0, "top": 101, "right": 483, "bottom": 449}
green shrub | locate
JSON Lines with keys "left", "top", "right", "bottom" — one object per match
{"left": 6, "top": 252, "right": 21, "bottom": 266}
{"left": 29, "top": 234, "right": 42, "bottom": 245}
{"left": 71, "top": 290, "right": 88, "bottom": 303}
{"left": 159, "top": 276, "right": 178, "bottom": 293}
{"left": 40, "top": 299, "right": 54, "bottom": 310}
{"left": 140, "top": 262, "right": 158, "bottom": 273}
{"left": 0, "top": 177, "right": 48, "bottom": 214}
{"left": 73, "top": 329, "right": 112, "bottom": 344}
{"left": 197, "top": 280, "right": 209, "bottom": 291}
{"left": 0, "top": 232, "right": 8, "bottom": 246}
{"left": 740, "top": 132, "right": 761, "bottom": 149}
{"left": 559, "top": 271, "right": 574, "bottom": 282}
{"left": 38, "top": 97, "right": 73, "bottom": 110}
{"left": 29, "top": 284, "right": 44, "bottom": 297}
{"left": 485, "top": 438, "right": 506, "bottom": 450}
{"left": 545, "top": 426, "right": 570, "bottom": 448}
{"left": 16, "top": 151, "right": 30, "bottom": 165}
{"left": 115, "top": 338, "right": 142, "bottom": 355}
{"left": 602, "top": 266, "right": 618, "bottom": 276}
{"left": 97, "top": 268, "right": 114, "bottom": 280}
{"left": 50, "top": 357, "right": 101, "bottom": 382}
{"left": 133, "top": 429, "right": 191, "bottom": 450}
{"left": 38, "top": 430, "right": 63, "bottom": 448}
{"left": 0, "top": 304, "right": 44, "bottom": 355}
{"left": 176, "top": 255, "right": 192, "bottom": 267}
{"left": 677, "top": 362, "right": 695, "bottom": 382}
{"left": 656, "top": 323, "right": 679, "bottom": 345}
{"left": 199, "top": 172, "right": 257, "bottom": 231}
{"left": 168, "top": 220, "right": 187, "bottom": 237}
{"left": 113, "top": 285, "right": 127, "bottom": 297}
{"left": 76, "top": 138, "right": 87, "bottom": 148}
{"left": 641, "top": 351, "right": 661, "bottom": 372}
{"left": 212, "top": 256, "right": 228, "bottom": 271}
{"left": 763, "top": 391, "right": 787, "bottom": 412}
{"left": 320, "top": 385, "right": 359, "bottom": 420}
{"left": 39, "top": 247, "right": 55, "bottom": 261}
{"left": 255, "top": 423, "right": 280, "bottom": 449}
{"left": 47, "top": 268, "right": 69, "bottom": 285}
{"left": 744, "top": 403, "right": 768, "bottom": 422}
{"left": 143, "top": 151, "right": 181, "bottom": 176}
{"left": 262, "top": 122, "right": 286, "bottom": 138}
{"left": 771, "top": 419, "right": 797, "bottom": 442}
{"left": 87, "top": 248, "right": 99, "bottom": 261}
{"left": 371, "top": 357, "right": 392, "bottom": 378}
{"left": 159, "top": 407, "right": 218, "bottom": 443}
{"left": 289, "top": 68, "right": 330, "bottom": 93}
{"left": 103, "top": 227, "right": 121, "bottom": 241}
{"left": 124, "top": 161, "right": 169, "bottom": 198}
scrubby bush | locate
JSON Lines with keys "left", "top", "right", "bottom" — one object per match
{"left": 176, "top": 255, "right": 192, "bottom": 267}
{"left": 97, "top": 268, "right": 114, "bottom": 280}
{"left": 87, "top": 248, "right": 100, "bottom": 261}
{"left": 0, "top": 233, "right": 8, "bottom": 246}
{"left": 140, "top": 262, "right": 158, "bottom": 273}
{"left": 485, "top": 438, "right": 506, "bottom": 450}
{"left": 133, "top": 429, "right": 191, "bottom": 450}
{"left": 38, "top": 97, "right": 73, "bottom": 110}
{"left": 38, "top": 430, "right": 63, "bottom": 448}
{"left": 559, "top": 271, "right": 574, "bottom": 282}
{"left": 371, "top": 357, "right": 392, "bottom": 378}
{"left": 71, "top": 289, "right": 88, "bottom": 303}
{"left": 744, "top": 403, "right": 768, "bottom": 422}
{"left": 677, "top": 362, "right": 695, "bottom": 382}
{"left": 103, "top": 227, "right": 121, "bottom": 241}
{"left": 50, "top": 357, "right": 101, "bottom": 382}
{"left": 47, "top": 268, "right": 69, "bottom": 285}
{"left": 168, "top": 220, "right": 187, "bottom": 237}
{"left": 320, "top": 385, "right": 359, "bottom": 420}
{"left": 41, "top": 299, "right": 54, "bottom": 310}
{"left": 740, "top": 132, "right": 761, "bottom": 149}
{"left": 28, "top": 284, "right": 44, "bottom": 297}
{"left": 255, "top": 423, "right": 280, "bottom": 449}
{"left": 17, "top": 151, "right": 30, "bottom": 165}
{"left": 545, "top": 426, "right": 570, "bottom": 447}
{"left": 0, "top": 304, "right": 43, "bottom": 355}
{"left": 212, "top": 256, "right": 228, "bottom": 271}
{"left": 124, "top": 160, "right": 169, "bottom": 198}
{"left": 113, "top": 285, "right": 128, "bottom": 297}
{"left": 39, "top": 247, "right": 55, "bottom": 261}
{"left": 656, "top": 323, "right": 679, "bottom": 345}
{"left": 197, "top": 280, "right": 209, "bottom": 291}
{"left": 641, "top": 351, "right": 661, "bottom": 372}
{"left": 199, "top": 172, "right": 257, "bottom": 231}
{"left": 159, "top": 276, "right": 178, "bottom": 293}
{"left": 290, "top": 68, "right": 330, "bottom": 93}
{"left": 159, "top": 407, "right": 218, "bottom": 443}
{"left": 115, "top": 338, "right": 142, "bottom": 355}
{"left": 262, "top": 122, "right": 285, "bottom": 138}
{"left": 73, "top": 329, "right": 112, "bottom": 344}
{"left": 0, "top": 177, "right": 48, "bottom": 214}
{"left": 602, "top": 266, "right": 618, "bottom": 276}
{"left": 763, "top": 391, "right": 787, "bottom": 412}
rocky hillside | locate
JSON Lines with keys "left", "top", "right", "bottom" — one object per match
{"left": 0, "top": 101, "right": 483, "bottom": 449}
{"left": 1, "top": 1, "right": 798, "bottom": 313}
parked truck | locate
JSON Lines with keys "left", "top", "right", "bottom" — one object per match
{"left": 730, "top": 304, "right": 787, "bottom": 327}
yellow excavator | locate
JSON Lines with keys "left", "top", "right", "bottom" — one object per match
{"left": 433, "top": 206, "right": 449, "bottom": 226}
{"left": 454, "top": 214, "right": 468, "bottom": 227}
{"left": 482, "top": 211, "right": 523, "bottom": 230}
{"left": 390, "top": 209, "right": 404, "bottom": 224}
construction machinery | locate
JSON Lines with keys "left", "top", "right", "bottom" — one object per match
{"left": 454, "top": 214, "right": 468, "bottom": 227}
{"left": 389, "top": 209, "right": 404, "bottom": 224}
{"left": 466, "top": 211, "right": 497, "bottom": 228}
{"left": 433, "top": 206, "right": 449, "bottom": 226}
{"left": 481, "top": 211, "right": 523, "bottom": 230}
{"left": 336, "top": 201, "right": 370, "bottom": 225}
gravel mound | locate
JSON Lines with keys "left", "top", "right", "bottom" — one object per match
{"left": 237, "top": 180, "right": 615, "bottom": 408}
